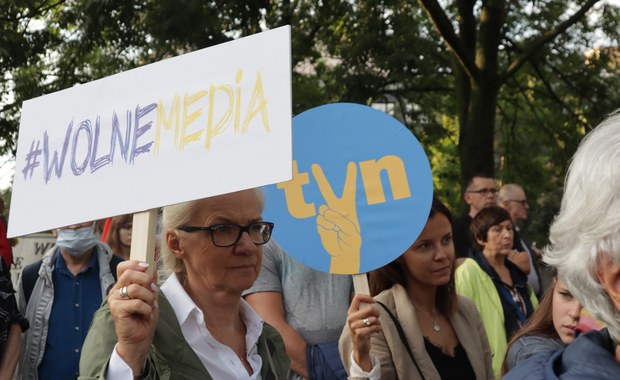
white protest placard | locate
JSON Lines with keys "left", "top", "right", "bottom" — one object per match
{"left": 8, "top": 26, "right": 292, "bottom": 238}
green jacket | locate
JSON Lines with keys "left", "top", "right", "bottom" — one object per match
{"left": 456, "top": 258, "right": 538, "bottom": 379}
{"left": 79, "top": 293, "right": 290, "bottom": 379}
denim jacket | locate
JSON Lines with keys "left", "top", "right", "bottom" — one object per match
{"left": 504, "top": 335, "right": 564, "bottom": 372}
{"left": 503, "top": 328, "right": 620, "bottom": 379}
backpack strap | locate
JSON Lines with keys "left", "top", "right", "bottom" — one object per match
{"left": 103, "top": 254, "right": 125, "bottom": 295}
{"left": 22, "top": 260, "right": 43, "bottom": 305}
{"left": 108, "top": 255, "right": 123, "bottom": 281}
{"left": 23, "top": 253, "right": 123, "bottom": 304}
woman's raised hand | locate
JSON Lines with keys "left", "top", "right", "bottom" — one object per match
{"left": 108, "top": 261, "right": 159, "bottom": 376}
{"left": 347, "top": 293, "right": 382, "bottom": 372}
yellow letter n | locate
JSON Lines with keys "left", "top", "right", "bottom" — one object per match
{"left": 359, "top": 155, "right": 411, "bottom": 205}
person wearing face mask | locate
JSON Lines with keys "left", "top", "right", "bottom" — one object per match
{"left": 16, "top": 221, "right": 124, "bottom": 380}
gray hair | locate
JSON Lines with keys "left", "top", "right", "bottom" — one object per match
{"left": 159, "top": 189, "right": 265, "bottom": 280}
{"left": 544, "top": 109, "right": 620, "bottom": 342}
{"left": 498, "top": 184, "right": 523, "bottom": 203}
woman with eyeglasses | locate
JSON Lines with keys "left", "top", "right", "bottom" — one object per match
{"left": 339, "top": 197, "right": 494, "bottom": 380}
{"left": 455, "top": 206, "right": 538, "bottom": 378}
{"left": 106, "top": 214, "right": 133, "bottom": 260}
{"left": 79, "top": 189, "right": 290, "bottom": 379}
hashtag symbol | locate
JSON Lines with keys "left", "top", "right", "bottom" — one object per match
{"left": 21, "top": 139, "right": 42, "bottom": 180}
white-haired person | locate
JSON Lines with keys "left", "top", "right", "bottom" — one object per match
{"left": 79, "top": 189, "right": 290, "bottom": 379}
{"left": 504, "top": 110, "right": 620, "bottom": 379}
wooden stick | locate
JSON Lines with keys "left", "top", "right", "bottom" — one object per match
{"left": 353, "top": 273, "right": 370, "bottom": 296}
{"left": 130, "top": 209, "right": 158, "bottom": 277}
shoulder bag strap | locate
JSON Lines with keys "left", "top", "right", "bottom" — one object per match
{"left": 22, "top": 260, "right": 43, "bottom": 305}
{"left": 376, "top": 301, "right": 426, "bottom": 380}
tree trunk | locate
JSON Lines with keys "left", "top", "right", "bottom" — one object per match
{"left": 459, "top": 77, "right": 499, "bottom": 185}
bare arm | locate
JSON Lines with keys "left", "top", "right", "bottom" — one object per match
{"left": 246, "top": 291, "right": 309, "bottom": 378}
{"left": 0, "top": 323, "right": 21, "bottom": 380}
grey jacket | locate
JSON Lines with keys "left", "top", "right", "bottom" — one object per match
{"left": 17, "top": 242, "right": 117, "bottom": 380}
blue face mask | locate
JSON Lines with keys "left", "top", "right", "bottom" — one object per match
{"left": 57, "top": 224, "right": 98, "bottom": 257}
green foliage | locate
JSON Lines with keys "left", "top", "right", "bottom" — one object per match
{"left": 427, "top": 115, "right": 461, "bottom": 214}
{"left": 0, "top": 0, "right": 619, "bottom": 242}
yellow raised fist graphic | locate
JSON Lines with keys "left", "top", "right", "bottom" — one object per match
{"left": 312, "top": 162, "right": 361, "bottom": 274}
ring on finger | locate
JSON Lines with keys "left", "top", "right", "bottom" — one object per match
{"left": 363, "top": 317, "right": 372, "bottom": 327}
{"left": 119, "top": 285, "right": 130, "bottom": 299}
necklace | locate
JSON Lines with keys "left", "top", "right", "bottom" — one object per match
{"left": 412, "top": 302, "right": 441, "bottom": 332}
{"left": 206, "top": 325, "right": 248, "bottom": 362}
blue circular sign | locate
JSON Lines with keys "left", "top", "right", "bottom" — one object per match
{"left": 263, "top": 103, "right": 433, "bottom": 274}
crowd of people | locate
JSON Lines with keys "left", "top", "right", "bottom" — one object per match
{"left": 0, "top": 109, "right": 619, "bottom": 379}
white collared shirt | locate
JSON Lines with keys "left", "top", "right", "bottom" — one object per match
{"left": 107, "top": 273, "right": 264, "bottom": 379}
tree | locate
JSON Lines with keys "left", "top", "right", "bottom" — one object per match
{"left": 0, "top": 1, "right": 349, "bottom": 152}
{"left": 418, "top": 0, "right": 615, "bottom": 186}
{"left": 299, "top": 0, "right": 618, "bottom": 222}
{"left": 0, "top": 1, "right": 59, "bottom": 156}
{"left": 1, "top": 0, "right": 619, "bottom": 228}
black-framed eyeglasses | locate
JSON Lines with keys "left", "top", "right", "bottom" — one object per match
{"left": 507, "top": 199, "right": 528, "bottom": 206}
{"left": 176, "top": 222, "right": 274, "bottom": 247}
{"left": 466, "top": 188, "right": 498, "bottom": 195}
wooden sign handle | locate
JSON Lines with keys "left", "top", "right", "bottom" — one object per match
{"left": 353, "top": 273, "right": 371, "bottom": 310}
{"left": 129, "top": 209, "right": 158, "bottom": 277}
{"left": 353, "top": 273, "right": 370, "bottom": 295}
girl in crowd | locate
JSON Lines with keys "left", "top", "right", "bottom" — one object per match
{"left": 106, "top": 214, "right": 133, "bottom": 260}
{"left": 502, "top": 275, "right": 582, "bottom": 374}
{"left": 455, "top": 206, "right": 538, "bottom": 378}
{"left": 340, "top": 197, "right": 494, "bottom": 380}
